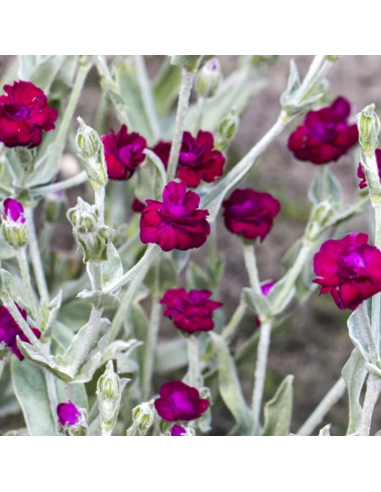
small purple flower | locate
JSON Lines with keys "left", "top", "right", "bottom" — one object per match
{"left": 171, "top": 425, "right": 187, "bottom": 436}
{"left": 3, "top": 198, "right": 25, "bottom": 223}
{"left": 57, "top": 402, "right": 81, "bottom": 427}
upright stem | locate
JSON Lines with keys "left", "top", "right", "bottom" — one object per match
{"left": 187, "top": 336, "right": 202, "bottom": 389}
{"left": 222, "top": 302, "right": 247, "bottom": 342}
{"left": 251, "top": 321, "right": 272, "bottom": 436}
{"left": 142, "top": 297, "right": 162, "bottom": 401}
{"left": 298, "top": 377, "right": 347, "bottom": 436}
{"left": 195, "top": 97, "right": 206, "bottom": 134}
{"left": 242, "top": 243, "right": 262, "bottom": 295}
{"left": 45, "top": 368, "right": 59, "bottom": 435}
{"left": 26, "top": 209, "right": 49, "bottom": 302}
{"left": 134, "top": 55, "right": 160, "bottom": 143}
{"left": 359, "top": 374, "right": 381, "bottom": 436}
{"left": 167, "top": 68, "right": 196, "bottom": 181}
{"left": 16, "top": 248, "right": 38, "bottom": 321}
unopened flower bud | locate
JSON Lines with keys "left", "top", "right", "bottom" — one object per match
{"left": 358, "top": 104, "right": 380, "bottom": 157}
{"left": 243, "top": 55, "right": 279, "bottom": 66}
{"left": 97, "top": 361, "right": 129, "bottom": 437}
{"left": 195, "top": 58, "right": 221, "bottom": 99}
{"left": 67, "top": 198, "right": 111, "bottom": 263}
{"left": 15, "top": 147, "right": 36, "bottom": 171}
{"left": 57, "top": 401, "right": 88, "bottom": 436}
{"left": 44, "top": 190, "right": 67, "bottom": 223}
{"left": 170, "top": 55, "right": 215, "bottom": 72}
{"left": 127, "top": 400, "right": 156, "bottom": 436}
{"left": 171, "top": 425, "right": 195, "bottom": 437}
{"left": 215, "top": 109, "right": 240, "bottom": 152}
{"left": 1, "top": 198, "right": 28, "bottom": 249}
{"left": 327, "top": 56, "right": 343, "bottom": 62}
{"left": 76, "top": 118, "right": 108, "bottom": 191}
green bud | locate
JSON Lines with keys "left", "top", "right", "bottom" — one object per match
{"left": 327, "top": 56, "right": 343, "bottom": 62}
{"left": 44, "top": 191, "right": 67, "bottom": 223}
{"left": 15, "top": 147, "right": 36, "bottom": 172}
{"left": 357, "top": 104, "right": 380, "bottom": 157}
{"left": 127, "top": 400, "right": 156, "bottom": 436}
{"left": 97, "top": 361, "right": 129, "bottom": 437}
{"left": 304, "top": 202, "right": 333, "bottom": 244}
{"left": 215, "top": 109, "right": 239, "bottom": 152}
{"left": 242, "top": 55, "right": 279, "bottom": 66}
{"left": 76, "top": 118, "right": 108, "bottom": 191}
{"left": 170, "top": 55, "right": 215, "bottom": 72}
{"left": 67, "top": 198, "right": 111, "bottom": 263}
{"left": 195, "top": 58, "right": 222, "bottom": 99}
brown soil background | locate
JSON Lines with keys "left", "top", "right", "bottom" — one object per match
{"left": 1, "top": 55, "right": 381, "bottom": 435}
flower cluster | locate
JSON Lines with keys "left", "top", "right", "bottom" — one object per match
{"left": 288, "top": 97, "right": 358, "bottom": 165}
{"left": 160, "top": 289, "right": 223, "bottom": 334}
{"left": 0, "top": 81, "right": 58, "bottom": 148}
{"left": 0, "top": 304, "right": 41, "bottom": 361}
{"left": 313, "top": 233, "right": 381, "bottom": 311}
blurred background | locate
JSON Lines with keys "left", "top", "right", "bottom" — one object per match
{"left": 1, "top": 55, "right": 380, "bottom": 435}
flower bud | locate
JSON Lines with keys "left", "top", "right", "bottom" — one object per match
{"left": 15, "top": 147, "right": 36, "bottom": 172}
{"left": 76, "top": 118, "right": 108, "bottom": 191}
{"left": 357, "top": 104, "right": 380, "bottom": 157}
{"left": 170, "top": 55, "right": 215, "bottom": 72}
{"left": 327, "top": 56, "right": 343, "bottom": 62}
{"left": 171, "top": 425, "right": 195, "bottom": 437}
{"left": 44, "top": 190, "right": 67, "bottom": 223}
{"left": 195, "top": 58, "right": 221, "bottom": 99}
{"left": 215, "top": 109, "right": 240, "bottom": 151}
{"left": 67, "top": 198, "right": 111, "bottom": 263}
{"left": 57, "top": 401, "right": 88, "bottom": 436}
{"left": 127, "top": 400, "right": 156, "bottom": 436}
{"left": 242, "top": 55, "right": 279, "bottom": 66}
{"left": 1, "top": 198, "right": 28, "bottom": 249}
{"left": 97, "top": 361, "right": 129, "bottom": 437}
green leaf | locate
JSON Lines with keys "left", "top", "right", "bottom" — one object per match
{"left": 347, "top": 303, "right": 377, "bottom": 364}
{"left": 153, "top": 59, "right": 182, "bottom": 117}
{"left": 135, "top": 150, "right": 167, "bottom": 203}
{"left": 11, "top": 358, "right": 57, "bottom": 436}
{"left": 342, "top": 349, "right": 368, "bottom": 436}
{"left": 29, "top": 55, "right": 67, "bottom": 95}
{"left": 56, "top": 379, "right": 89, "bottom": 412}
{"left": 267, "top": 278, "right": 296, "bottom": 316}
{"left": 210, "top": 333, "right": 250, "bottom": 431}
{"left": 155, "top": 338, "right": 188, "bottom": 374}
{"left": 261, "top": 375, "right": 294, "bottom": 436}
{"left": 187, "top": 262, "right": 211, "bottom": 290}
{"left": 242, "top": 288, "right": 272, "bottom": 319}
{"left": 50, "top": 56, "right": 78, "bottom": 99}
{"left": 308, "top": 167, "right": 343, "bottom": 206}
{"left": 102, "top": 244, "right": 124, "bottom": 293}
{"left": 145, "top": 255, "right": 178, "bottom": 297}
{"left": 319, "top": 424, "right": 332, "bottom": 436}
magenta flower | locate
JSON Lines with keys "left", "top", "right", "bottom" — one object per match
{"left": 288, "top": 97, "right": 358, "bottom": 165}
{"left": 57, "top": 402, "right": 81, "bottom": 427}
{"left": 160, "top": 289, "right": 223, "bottom": 334}
{"left": 140, "top": 181, "right": 210, "bottom": 252}
{"left": 101, "top": 124, "right": 147, "bottom": 180}
{"left": 0, "top": 81, "right": 58, "bottom": 148}
{"left": 313, "top": 233, "right": 381, "bottom": 311}
{"left": 171, "top": 425, "right": 187, "bottom": 436}
{"left": 177, "top": 131, "right": 225, "bottom": 188}
{"left": 132, "top": 198, "right": 146, "bottom": 214}
{"left": 3, "top": 198, "right": 25, "bottom": 223}
{"left": 0, "top": 304, "right": 41, "bottom": 361}
{"left": 357, "top": 149, "right": 381, "bottom": 190}
{"left": 152, "top": 141, "right": 171, "bottom": 169}
{"left": 222, "top": 189, "right": 281, "bottom": 242}
{"left": 155, "top": 382, "right": 210, "bottom": 422}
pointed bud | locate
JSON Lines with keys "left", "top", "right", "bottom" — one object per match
{"left": 76, "top": 118, "right": 108, "bottom": 191}
{"left": 97, "top": 361, "right": 129, "bottom": 437}
{"left": 67, "top": 198, "right": 111, "bottom": 263}
{"left": 195, "top": 58, "right": 222, "bottom": 99}
{"left": 215, "top": 109, "right": 239, "bottom": 152}
{"left": 57, "top": 401, "right": 88, "bottom": 436}
{"left": 358, "top": 104, "right": 380, "bottom": 157}
{"left": 1, "top": 198, "right": 28, "bottom": 248}
{"left": 127, "top": 400, "right": 156, "bottom": 436}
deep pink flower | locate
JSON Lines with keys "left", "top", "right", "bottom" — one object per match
{"left": 140, "top": 181, "right": 210, "bottom": 252}
{"left": 222, "top": 189, "right": 281, "bottom": 242}
{"left": 160, "top": 289, "right": 223, "bottom": 334}
{"left": 57, "top": 402, "right": 81, "bottom": 427}
{"left": 101, "top": 125, "right": 147, "bottom": 181}
{"left": 357, "top": 149, "right": 381, "bottom": 190}
{"left": 152, "top": 141, "right": 171, "bottom": 169}
{"left": 3, "top": 198, "right": 25, "bottom": 224}
{"left": 0, "top": 81, "right": 58, "bottom": 148}
{"left": 177, "top": 131, "right": 225, "bottom": 188}
{"left": 171, "top": 425, "right": 187, "bottom": 436}
{"left": 313, "top": 233, "right": 381, "bottom": 311}
{"left": 0, "top": 304, "right": 41, "bottom": 361}
{"left": 155, "top": 382, "right": 210, "bottom": 422}
{"left": 288, "top": 97, "right": 358, "bottom": 165}
{"left": 132, "top": 198, "right": 146, "bottom": 214}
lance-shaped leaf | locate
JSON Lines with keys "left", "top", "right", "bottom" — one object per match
{"left": 347, "top": 303, "right": 379, "bottom": 364}
{"left": 101, "top": 339, "right": 143, "bottom": 376}
{"left": 55, "top": 380, "right": 89, "bottom": 413}
{"left": 135, "top": 149, "right": 167, "bottom": 204}
{"left": 11, "top": 358, "right": 57, "bottom": 436}
{"left": 319, "top": 424, "right": 332, "bottom": 436}
{"left": 28, "top": 55, "right": 68, "bottom": 95}
{"left": 242, "top": 287, "right": 272, "bottom": 320}
{"left": 261, "top": 375, "right": 294, "bottom": 436}
{"left": 210, "top": 333, "right": 251, "bottom": 431}
{"left": 267, "top": 278, "right": 296, "bottom": 316}
{"left": 39, "top": 291, "right": 62, "bottom": 338}
{"left": 153, "top": 59, "right": 182, "bottom": 117}
{"left": 308, "top": 167, "right": 343, "bottom": 206}
{"left": 342, "top": 349, "right": 368, "bottom": 436}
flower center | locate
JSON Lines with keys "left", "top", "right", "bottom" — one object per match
{"left": 4, "top": 103, "right": 30, "bottom": 121}
{"left": 170, "top": 391, "right": 194, "bottom": 411}
{"left": 340, "top": 251, "right": 366, "bottom": 277}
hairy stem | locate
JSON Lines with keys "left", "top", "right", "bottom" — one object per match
{"left": 142, "top": 297, "right": 162, "bottom": 401}
{"left": 167, "top": 68, "right": 196, "bottom": 181}
{"left": 25, "top": 209, "right": 49, "bottom": 302}
{"left": 222, "top": 302, "right": 247, "bottom": 342}
{"left": 31, "top": 171, "right": 88, "bottom": 197}
{"left": 243, "top": 243, "right": 262, "bottom": 296}
{"left": 187, "top": 336, "right": 202, "bottom": 389}
{"left": 45, "top": 369, "right": 59, "bottom": 435}
{"left": 16, "top": 248, "right": 38, "bottom": 321}
{"left": 298, "top": 377, "right": 347, "bottom": 436}
{"left": 359, "top": 374, "right": 381, "bottom": 436}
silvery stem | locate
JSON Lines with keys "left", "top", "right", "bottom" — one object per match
{"left": 16, "top": 248, "right": 38, "bottom": 321}
{"left": 187, "top": 336, "right": 202, "bottom": 389}
{"left": 31, "top": 171, "right": 88, "bottom": 197}
{"left": 222, "top": 302, "right": 247, "bottom": 342}
{"left": 142, "top": 297, "right": 162, "bottom": 401}
{"left": 359, "top": 374, "right": 381, "bottom": 436}
{"left": 242, "top": 243, "right": 262, "bottom": 296}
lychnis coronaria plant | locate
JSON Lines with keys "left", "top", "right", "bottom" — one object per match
{"left": 0, "top": 54, "right": 379, "bottom": 438}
